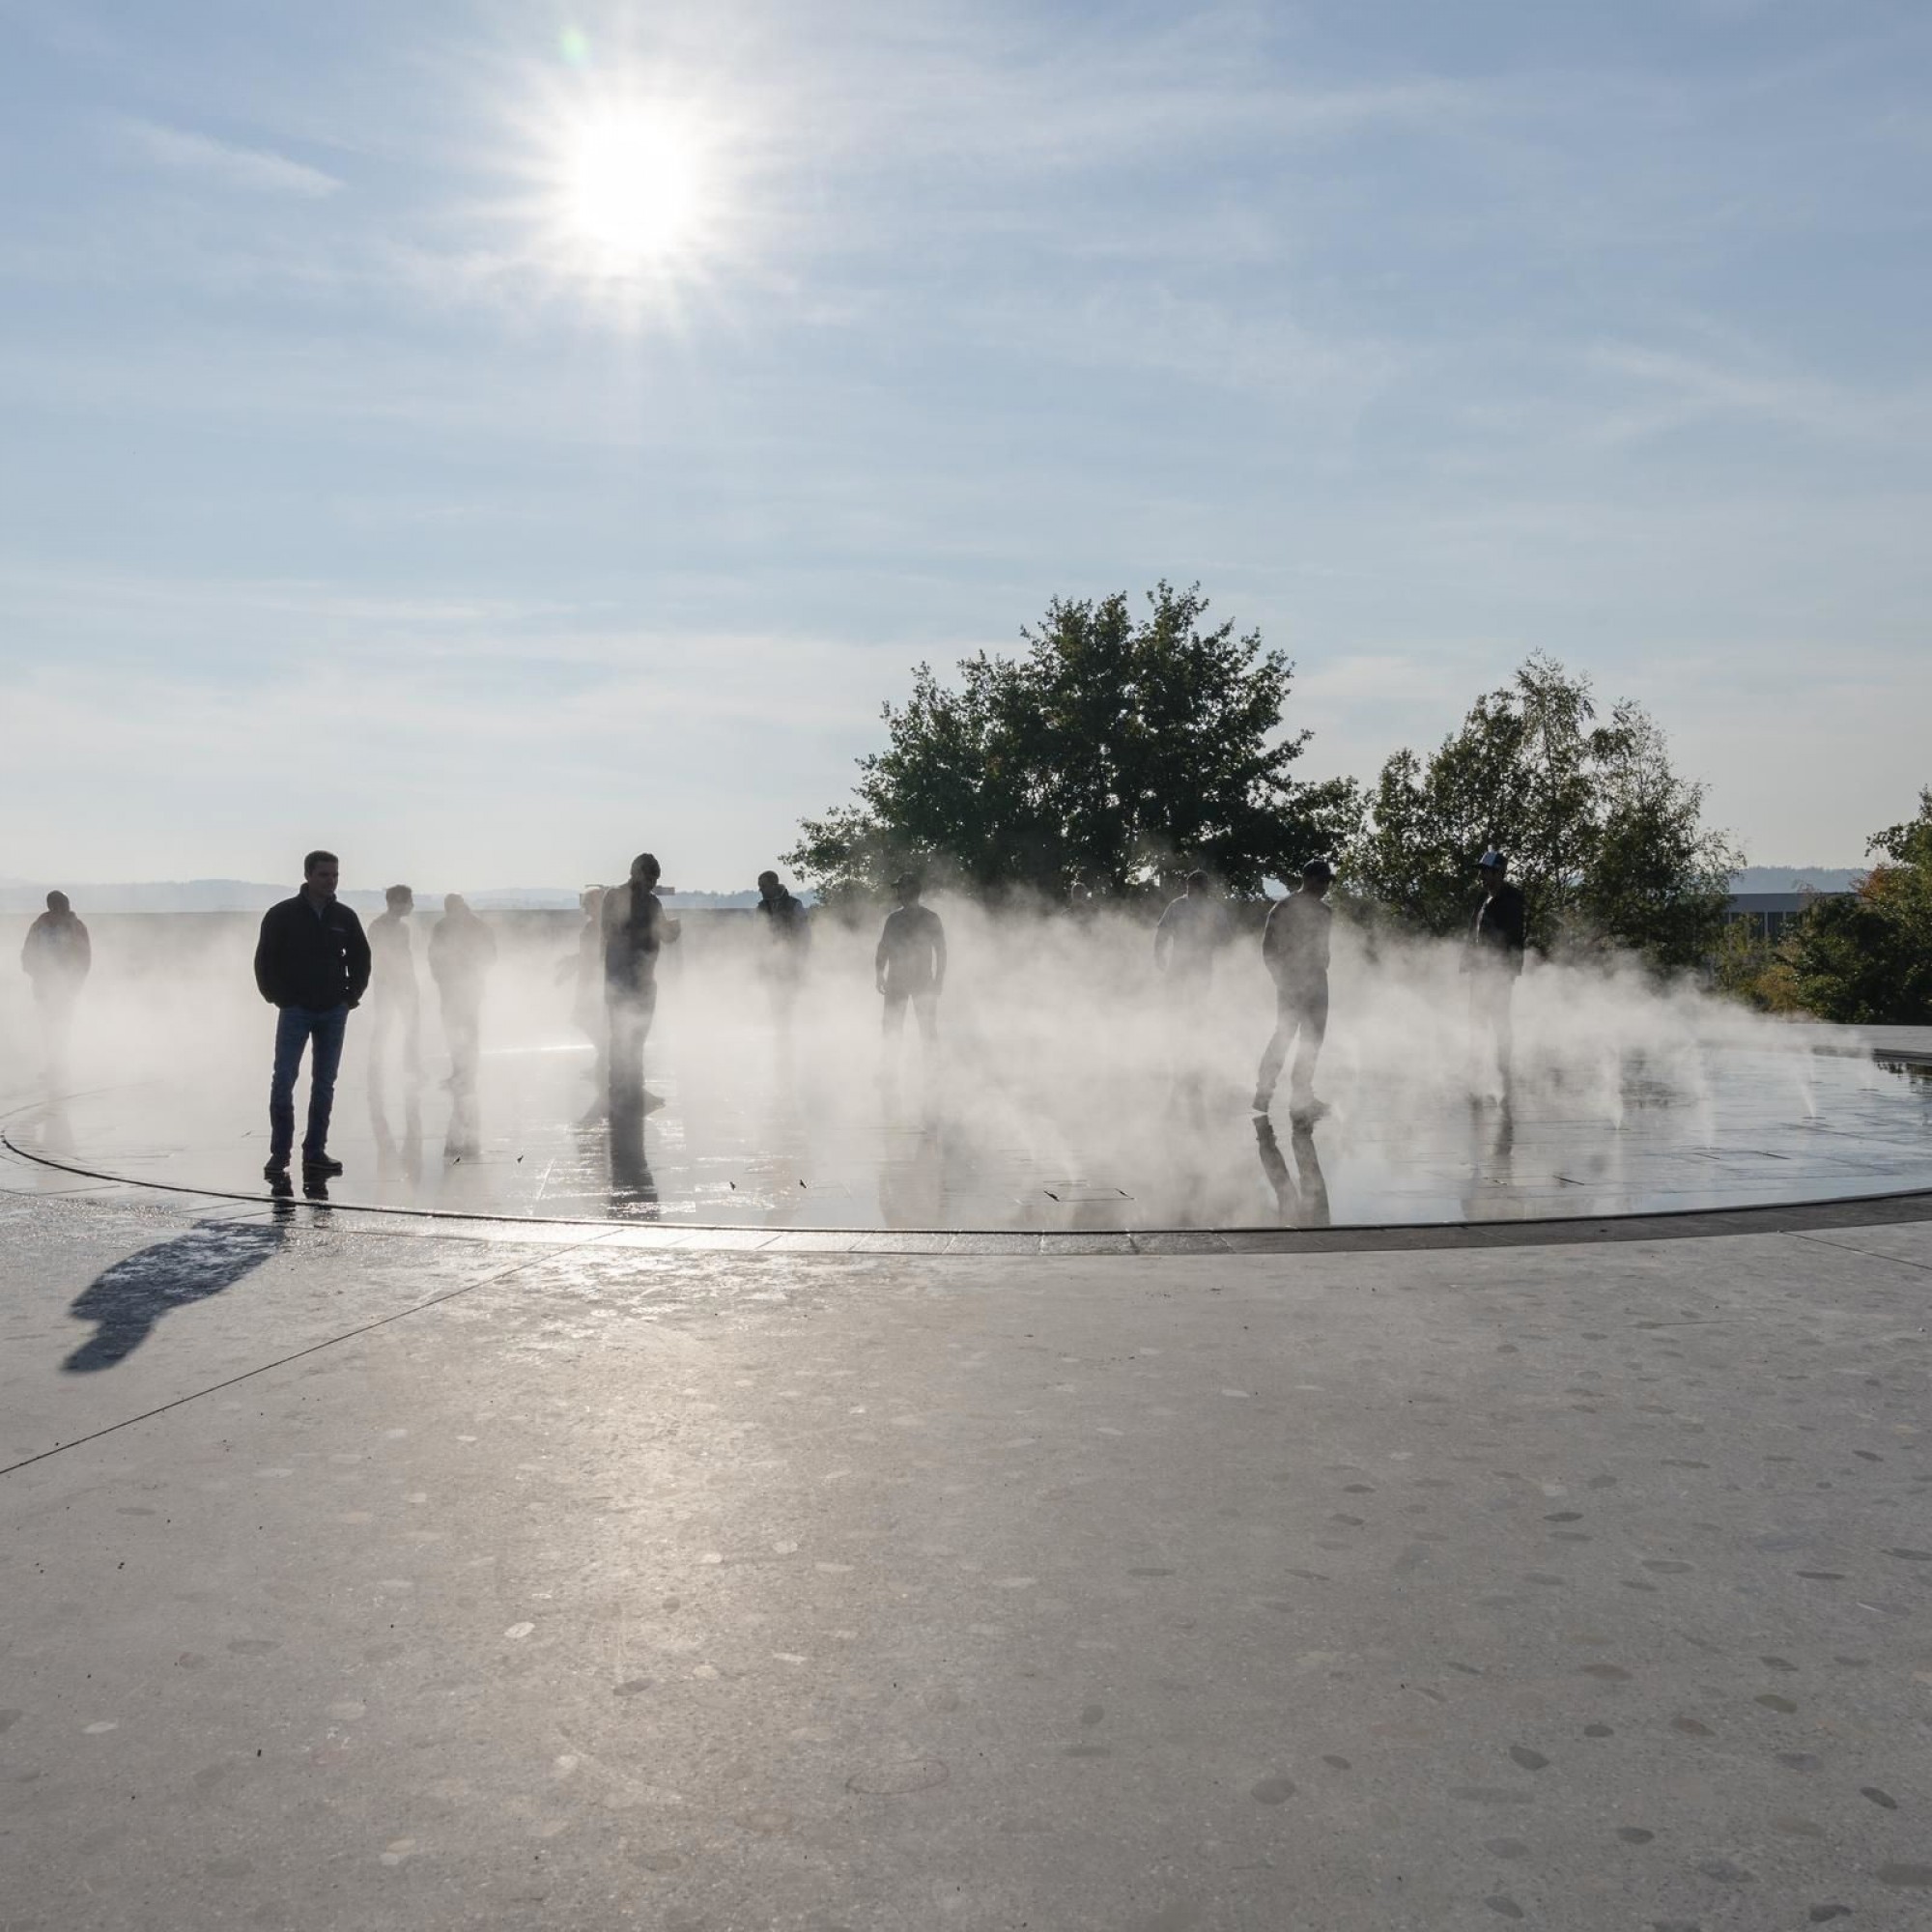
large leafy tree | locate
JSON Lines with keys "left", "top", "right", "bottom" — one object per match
{"left": 1784, "top": 789, "right": 1932, "bottom": 1023}
{"left": 1347, "top": 654, "right": 1737, "bottom": 968}
{"left": 786, "top": 582, "right": 1358, "bottom": 902}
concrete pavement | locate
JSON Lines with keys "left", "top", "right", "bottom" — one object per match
{"left": 2, "top": 1186, "right": 1928, "bottom": 1929}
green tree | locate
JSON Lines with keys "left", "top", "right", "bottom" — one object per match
{"left": 1784, "top": 788, "right": 1932, "bottom": 1023}
{"left": 786, "top": 582, "right": 1358, "bottom": 903}
{"left": 1347, "top": 654, "right": 1738, "bottom": 968}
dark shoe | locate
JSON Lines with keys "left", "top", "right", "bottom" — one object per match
{"left": 302, "top": 1152, "right": 345, "bottom": 1178}
{"left": 264, "top": 1156, "right": 290, "bottom": 1181}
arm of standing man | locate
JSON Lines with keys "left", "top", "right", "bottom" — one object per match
{"left": 929, "top": 913, "right": 947, "bottom": 996}
{"left": 341, "top": 908, "right": 372, "bottom": 1008}
{"left": 254, "top": 904, "right": 287, "bottom": 1007}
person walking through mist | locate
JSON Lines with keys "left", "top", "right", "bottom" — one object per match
{"left": 253, "top": 850, "right": 370, "bottom": 1184}
{"left": 20, "top": 889, "right": 91, "bottom": 1076}
{"left": 603, "top": 853, "right": 681, "bottom": 1116}
{"left": 1153, "top": 869, "right": 1224, "bottom": 1107}
{"left": 875, "top": 874, "right": 945, "bottom": 1078}
{"left": 1253, "top": 858, "right": 1334, "bottom": 1122}
{"left": 428, "top": 894, "right": 497, "bottom": 1095}
{"left": 757, "top": 869, "right": 810, "bottom": 1030}
{"left": 366, "top": 885, "right": 421, "bottom": 1084}
{"left": 555, "top": 887, "right": 608, "bottom": 1116}
{"left": 1467, "top": 847, "right": 1527, "bottom": 1094}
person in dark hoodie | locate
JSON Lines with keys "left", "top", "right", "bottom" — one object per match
{"left": 20, "top": 889, "right": 91, "bottom": 1073}
{"left": 253, "top": 850, "right": 371, "bottom": 1184}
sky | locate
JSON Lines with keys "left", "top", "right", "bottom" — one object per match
{"left": 1, "top": 0, "right": 1927, "bottom": 891}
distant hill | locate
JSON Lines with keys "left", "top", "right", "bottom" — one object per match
{"left": 0, "top": 879, "right": 779, "bottom": 914}
{"left": 1729, "top": 867, "right": 1865, "bottom": 895}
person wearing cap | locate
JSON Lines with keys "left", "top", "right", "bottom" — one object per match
{"left": 366, "top": 885, "right": 421, "bottom": 1084}
{"left": 875, "top": 873, "right": 946, "bottom": 1073}
{"left": 1253, "top": 858, "right": 1334, "bottom": 1121}
{"left": 1468, "top": 848, "right": 1527, "bottom": 1089}
{"left": 20, "top": 889, "right": 92, "bottom": 1075}
{"left": 603, "top": 852, "right": 681, "bottom": 1116}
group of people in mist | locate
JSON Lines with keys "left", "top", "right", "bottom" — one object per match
{"left": 21, "top": 840, "right": 1531, "bottom": 1201}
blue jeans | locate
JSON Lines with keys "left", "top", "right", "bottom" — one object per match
{"left": 270, "top": 1005, "right": 350, "bottom": 1163}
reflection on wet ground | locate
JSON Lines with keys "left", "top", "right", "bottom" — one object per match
{"left": 7, "top": 1036, "right": 1930, "bottom": 1232}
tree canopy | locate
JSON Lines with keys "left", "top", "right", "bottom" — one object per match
{"left": 1345, "top": 654, "right": 1737, "bottom": 969}
{"left": 1782, "top": 788, "right": 1932, "bottom": 1023}
{"left": 785, "top": 582, "right": 1358, "bottom": 903}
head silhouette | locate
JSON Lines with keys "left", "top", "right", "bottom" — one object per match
{"left": 630, "top": 853, "right": 661, "bottom": 889}
{"left": 303, "top": 851, "right": 340, "bottom": 896}
{"left": 46, "top": 890, "right": 70, "bottom": 914}
{"left": 385, "top": 885, "right": 414, "bottom": 913}
{"left": 894, "top": 873, "right": 923, "bottom": 906}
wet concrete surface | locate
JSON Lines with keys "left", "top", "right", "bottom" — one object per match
{"left": 7, "top": 1036, "right": 1932, "bottom": 1241}
{"left": 2, "top": 1184, "right": 1928, "bottom": 1929}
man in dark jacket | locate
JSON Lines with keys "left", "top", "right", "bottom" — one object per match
{"left": 1253, "top": 858, "right": 1334, "bottom": 1122}
{"left": 21, "top": 889, "right": 91, "bottom": 1076}
{"left": 253, "top": 850, "right": 370, "bottom": 1183}
{"left": 603, "top": 852, "right": 681, "bottom": 1117}
{"left": 1468, "top": 847, "right": 1527, "bottom": 1093}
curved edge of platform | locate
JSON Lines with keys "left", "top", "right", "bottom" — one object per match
{"left": 8, "top": 1124, "right": 1932, "bottom": 1258}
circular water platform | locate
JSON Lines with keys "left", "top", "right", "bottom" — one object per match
{"left": 5, "top": 1035, "right": 1930, "bottom": 1252}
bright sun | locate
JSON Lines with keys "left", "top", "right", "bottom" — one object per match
{"left": 563, "top": 111, "right": 701, "bottom": 266}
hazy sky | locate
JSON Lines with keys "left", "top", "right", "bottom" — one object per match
{"left": 3, "top": 0, "right": 1927, "bottom": 889}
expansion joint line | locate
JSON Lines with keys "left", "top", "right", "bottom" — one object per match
{"left": 1788, "top": 1231, "right": 1932, "bottom": 1276}
{"left": 0, "top": 1240, "right": 601, "bottom": 1480}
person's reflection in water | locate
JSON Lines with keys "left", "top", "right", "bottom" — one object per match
{"left": 368, "top": 1077, "right": 424, "bottom": 1192}
{"left": 608, "top": 1102, "right": 659, "bottom": 1214}
{"left": 1254, "top": 1118, "right": 1331, "bottom": 1228}
{"left": 1462, "top": 1095, "right": 1518, "bottom": 1220}
{"left": 444, "top": 1082, "right": 482, "bottom": 1164}
{"left": 878, "top": 1128, "right": 946, "bottom": 1229}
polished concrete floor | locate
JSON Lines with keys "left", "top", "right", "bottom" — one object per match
{"left": 7, "top": 1034, "right": 1931, "bottom": 1238}
{"left": 2, "top": 1145, "right": 1929, "bottom": 1928}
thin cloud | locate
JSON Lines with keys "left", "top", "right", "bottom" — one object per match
{"left": 117, "top": 118, "right": 343, "bottom": 199}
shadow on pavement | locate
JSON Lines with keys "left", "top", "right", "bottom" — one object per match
{"left": 62, "top": 1218, "right": 291, "bottom": 1373}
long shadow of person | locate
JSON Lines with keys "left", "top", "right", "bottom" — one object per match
{"left": 62, "top": 1219, "right": 289, "bottom": 1373}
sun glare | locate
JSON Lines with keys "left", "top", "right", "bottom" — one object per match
{"left": 563, "top": 111, "right": 702, "bottom": 268}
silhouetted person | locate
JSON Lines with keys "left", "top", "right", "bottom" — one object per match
{"left": 876, "top": 874, "right": 945, "bottom": 1073}
{"left": 556, "top": 886, "right": 608, "bottom": 1115}
{"left": 429, "top": 894, "right": 497, "bottom": 1095}
{"left": 366, "top": 884, "right": 421, "bottom": 1085}
{"left": 757, "top": 869, "right": 810, "bottom": 1029}
{"left": 1468, "top": 847, "right": 1527, "bottom": 1094}
{"left": 21, "top": 889, "right": 90, "bottom": 1076}
{"left": 604, "top": 852, "right": 681, "bottom": 1117}
{"left": 253, "top": 850, "right": 370, "bottom": 1183}
{"left": 1254, "top": 859, "right": 1333, "bottom": 1122}
{"left": 1153, "top": 870, "right": 1223, "bottom": 987}
{"left": 1154, "top": 869, "right": 1222, "bottom": 1109}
